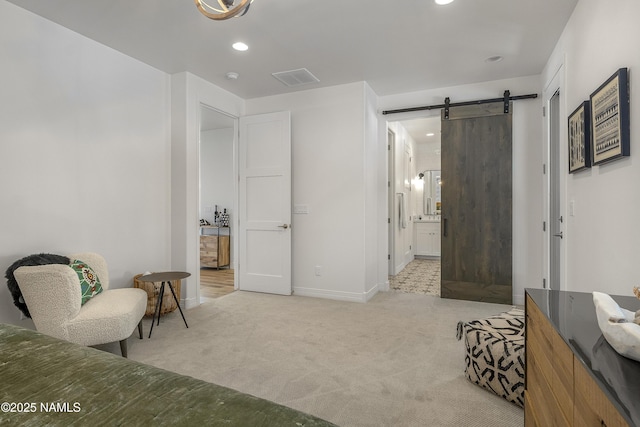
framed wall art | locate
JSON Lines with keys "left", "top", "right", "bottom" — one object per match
{"left": 568, "top": 101, "right": 591, "bottom": 173}
{"left": 590, "top": 68, "right": 630, "bottom": 165}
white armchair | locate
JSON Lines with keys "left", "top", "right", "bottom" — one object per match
{"left": 13, "top": 252, "right": 147, "bottom": 357}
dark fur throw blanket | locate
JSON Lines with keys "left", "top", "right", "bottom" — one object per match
{"left": 5, "top": 253, "right": 70, "bottom": 318}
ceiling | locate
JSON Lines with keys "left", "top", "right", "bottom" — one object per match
{"left": 401, "top": 116, "right": 442, "bottom": 148}
{"left": 9, "top": 0, "right": 578, "bottom": 101}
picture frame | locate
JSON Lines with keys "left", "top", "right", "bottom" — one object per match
{"left": 590, "top": 68, "right": 630, "bottom": 165}
{"left": 568, "top": 101, "right": 591, "bottom": 173}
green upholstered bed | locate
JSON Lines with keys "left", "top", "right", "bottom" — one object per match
{"left": 0, "top": 323, "right": 336, "bottom": 426}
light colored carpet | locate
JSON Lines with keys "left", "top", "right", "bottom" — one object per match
{"left": 116, "top": 291, "right": 523, "bottom": 427}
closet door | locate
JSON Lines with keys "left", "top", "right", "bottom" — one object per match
{"left": 440, "top": 102, "right": 512, "bottom": 304}
{"left": 238, "top": 111, "right": 292, "bottom": 295}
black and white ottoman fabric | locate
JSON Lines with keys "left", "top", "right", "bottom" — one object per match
{"left": 456, "top": 308, "right": 525, "bottom": 408}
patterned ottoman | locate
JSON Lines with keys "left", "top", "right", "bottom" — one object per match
{"left": 456, "top": 308, "right": 525, "bottom": 407}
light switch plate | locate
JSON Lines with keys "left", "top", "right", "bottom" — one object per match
{"left": 294, "top": 204, "right": 310, "bottom": 214}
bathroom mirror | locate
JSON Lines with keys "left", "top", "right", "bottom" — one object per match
{"left": 420, "top": 170, "right": 441, "bottom": 215}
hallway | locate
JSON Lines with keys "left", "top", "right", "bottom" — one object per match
{"left": 389, "top": 259, "right": 440, "bottom": 296}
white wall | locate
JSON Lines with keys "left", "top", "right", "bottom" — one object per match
{"left": 413, "top": 142, "right": 442, "bottom": 218}
{"left": 364, "top": 84, "right": 381, "bottom": 296}
{"left": 543, "top": 0, "right": 640, "bottom": 297}
{"left": 379, "top": 76, "right": 543, "bottom": 305}
{"left": 246, "top": 82, "right": 377, "bottom": 302}
{"left": 0, "top": 2, "right": 172, "bottom": 324}
{"left": 200, "top": 128, "right": 235, "bottom": 223}
{"left": 9, "top": 0, "right": 633, "bottom": 318}
{"left": 415, "top": 142, "right": 442, "bottom": 174}
{"left": 200, "top": 128, "right": 234, "bottom": 264}
{"left": 388, "top": 121, "right": 417, "bottom": 274}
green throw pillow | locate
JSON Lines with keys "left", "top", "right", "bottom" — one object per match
{"left": 70, "top": 259, "right": 103, "bottom": 305}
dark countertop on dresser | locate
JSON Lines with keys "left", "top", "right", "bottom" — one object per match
{"left": 525, "top": 288, "right": 640, "bottom": 427}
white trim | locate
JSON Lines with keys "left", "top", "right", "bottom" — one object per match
{"left": 364, "top": 284, "right": 380, "bottom": 301}
{"left": 293, "top": 286, "right": 375, "bottom": 303}
{"left": 184, "top": 296, "right": 200, "bottom": 310}
{"left": 542, "top": 60, "right": 567, "bottom": 291}
{"left": 393, "top": 258, "right": 410, "bottom": 276}
{"left": 513, "top": 293, "right": 525, "bottom": 306}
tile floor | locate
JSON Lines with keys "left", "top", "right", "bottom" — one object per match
{"left": 389, "top": 258, "right": 440, "bottom": 296}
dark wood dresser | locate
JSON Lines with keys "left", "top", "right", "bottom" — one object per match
{"left": 525, "top": 289, "right": 640, "bottom": 427}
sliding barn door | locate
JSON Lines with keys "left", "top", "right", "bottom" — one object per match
{"left": 440, "top": 102, "right": 512, "bottom": 304}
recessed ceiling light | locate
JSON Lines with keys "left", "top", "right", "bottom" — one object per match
{"left": 426, "top": 133, "right": 435, "bottom": 137}
{"left": 232, "top": 42, "right": 248, "bottom": 51}
{"left": 435, "top": 0, "right": 454, "bottom": 5}
{"left": 485, "top": 55, "right": 504, "bottom": 63}
{"left": 225, "top": 72, "right": 239, "bottom": 80}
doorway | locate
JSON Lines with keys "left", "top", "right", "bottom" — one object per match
{"left": 388, "top": 115, "right": 442, "bottom": 296}
{"left": 198, "top": 105, "right": 236, "bottom": 301}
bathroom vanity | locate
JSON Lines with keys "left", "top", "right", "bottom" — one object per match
{"left": 414, "top": 218, "right": 441, "bottom": 257}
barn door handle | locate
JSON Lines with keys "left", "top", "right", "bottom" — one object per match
{"left": 443, "top": 218, "right": 448, "bottom": 237}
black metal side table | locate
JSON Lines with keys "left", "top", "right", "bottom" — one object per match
{"left": 137, "top": 271, "right": 190, "bottom": 338}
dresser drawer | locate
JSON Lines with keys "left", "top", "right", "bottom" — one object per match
{"left": 525, "top": 290, "right": 638, "bottom": 427}
{"left": 574, "top": 359, "right": 629, "bottom": 427}
{"left": 525, "top": 294, "right": 572, "bottom": 427}
{"left": 199, "top": 234, "right": 230, "bottom": 268}
{"left": 200, "top": 235, "right": 219, "bottom": 250}
{"left": 526, "top": 347, "right": 570, "bottom": 426}
{"left": 524, "top": 391, "right": 540, "bottom": 427}
{"left": 551, "top": 331, "right": 574, "bottom": 424}
{"left": 526, "top": 295, "right": 554, "bottom": 384}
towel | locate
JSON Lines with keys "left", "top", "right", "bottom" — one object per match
{"left": 398, "top": 193, "right": 407, "bottom": 229}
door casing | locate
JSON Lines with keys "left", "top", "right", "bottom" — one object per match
{"left": 542, "top": 64, "right": 566, "bottom": 291}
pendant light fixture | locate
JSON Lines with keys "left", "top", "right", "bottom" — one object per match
{"left": 195, "top": 0, "right": 253, "bottom": 21}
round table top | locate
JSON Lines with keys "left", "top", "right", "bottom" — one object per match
{"left": 137, "top": 271, "right": 191, "bottom": 282}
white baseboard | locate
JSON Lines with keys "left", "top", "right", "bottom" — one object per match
{"left": 293, "top": 286, "right": 372, "bottom": 303}
{"left": 393, "top": 261, "right": 409, "bottom": 276}
{"left": 513, "top": 293, "right": 525, "bottom": 306}
{"left": 184, "top": 297, "right": 199, "bottom": 310}
{"left": 364, "top": 284, "right": 379, "bottom": 301}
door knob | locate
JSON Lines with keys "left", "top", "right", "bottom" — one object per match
{"left": 277, "top": 224, "right": 289, "bottom": 229}
{"left": 553, "top": 232, "right": 563, "bottom": 239}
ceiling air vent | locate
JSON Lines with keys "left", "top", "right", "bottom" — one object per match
{"left": 272, "top": 68, "right": 320, "bottom": 87}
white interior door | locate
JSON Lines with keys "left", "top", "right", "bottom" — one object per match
{"left": 238, "top": 111, "right": 292, "bottom": 295}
